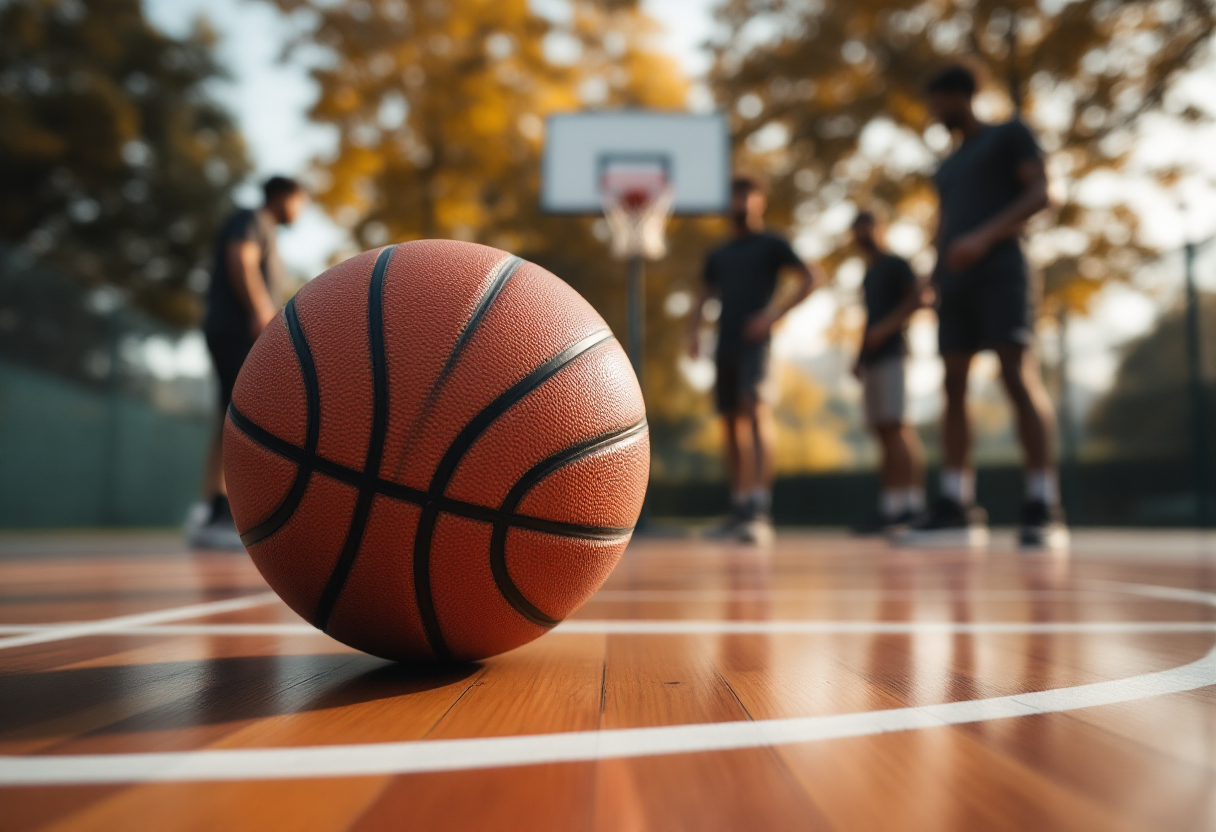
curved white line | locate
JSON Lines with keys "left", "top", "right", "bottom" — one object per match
{"left": 0, "top": 593, "right": 279, "bottom": 651}
{"left": 3, "top": 640, "right": 1213, "bottom": 785}
{"left": 0, "top": 621, "right": 1214, "bottom": 637}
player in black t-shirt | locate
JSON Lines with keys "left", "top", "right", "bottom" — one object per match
{"left": 849, "top": 210, "right": 926, "bottom": 534}
{"left": 189, "top": 176, "right": 307, "bottom": 549}
{"left": 904, "top": 65, "right": 1067, "bottom": 548}
{"left": 688, "top": 177, "right": 821, "bottom": 542}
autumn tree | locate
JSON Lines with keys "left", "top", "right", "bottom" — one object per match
{"left": 263, "top": 0, "right": 771, "bottom": 478}
{"left": 0, "top": 0, "right": 251, "bottom": 326}
{"left": 710, "top": 0, "right": 1216, "bottom": 313}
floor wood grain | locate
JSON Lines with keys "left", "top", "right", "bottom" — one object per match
{"left": 2, "top": 530, "right": 1216, "bottom": 831}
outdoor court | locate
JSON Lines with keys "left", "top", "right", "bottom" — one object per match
{"left": 3, "top": 530, "right": 1216, "bottom": 831}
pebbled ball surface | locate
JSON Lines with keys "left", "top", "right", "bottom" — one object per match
{"left": 223, "top": 240, "right": 648, "bottom": 663}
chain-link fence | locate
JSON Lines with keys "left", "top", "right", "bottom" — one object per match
{"left": 0, "top": 245, "right": 215, "bottom": 528}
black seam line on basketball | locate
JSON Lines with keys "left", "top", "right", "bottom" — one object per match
{"left": 489, "top": 418, "right": 649, "bottom": 629}
{"left": 313, "top": 244, "right": 396, "bottom": 633}
{"left": 434, "top": 255, "right": 522, "bottom": 393}
{"left": 238, "top": 298, "right": 321, "bottom": 548}
{"left": 413, "top": 327, "right": 617, "bottom": 660}
{"left": 227, "top": 404, "right": 633, "bottom": 540}
{"left": 387, "top": 254, "right": 523, "bottom": 483}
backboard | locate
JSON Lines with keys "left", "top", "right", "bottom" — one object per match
{"left": 540, "top": 111, "right": 730, "bottom": 215}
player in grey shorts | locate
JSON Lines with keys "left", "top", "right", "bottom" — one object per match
{"left": 850, "top": 210, "right": 926, "bottom": 534}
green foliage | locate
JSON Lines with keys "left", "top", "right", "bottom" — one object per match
{"left": 711, "top": 0, "right": 1215, "bottom": 313}
{"left": 1087, "top": 291, "right": 1216, "bottom": 459}
{"left": 0, "top": 0, "right": 251, "bottom": 326}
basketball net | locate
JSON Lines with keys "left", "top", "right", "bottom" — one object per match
{"left": 600, "top": 168, "right": 673, "bottom": 261}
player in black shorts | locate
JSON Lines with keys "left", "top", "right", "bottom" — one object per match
{"left": 189, "top": 176, "right": 307, "bottom": 549}
{"left": 904, "top": 65, "right": 1067, "bottom": 548}
{"left": 688, "top": 177, "right": 821, "bottom": 542}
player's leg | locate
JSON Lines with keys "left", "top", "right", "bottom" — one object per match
{"left": 900, "top": 421, "right": 926, "bottom": 517}
{"left": 996, "top": 342, "right": 1067, "bottom": 546}
{"left": 903, "top": 281, "right": 988, "bottom": 543}
{"left": 709, "top": 354, "right": 752, "bottom": 537}
{"left": 748, "top": 396, "right": 774, "bottom": 515}
{"left": 856, "top": 357, "right": 917, "bottom": 533}
{"left": 190, "top": 329, "right": 248, "bottom": 550}
{"left": 941, "top": 350, "right": 975, "bottom": 502}
{"left": 736, "top": 345, "right": 774, "bottom": 542}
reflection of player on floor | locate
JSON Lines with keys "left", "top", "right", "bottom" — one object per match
{"left": 849, "top": 210, "right": 926, "bottom": 534}
{"left": 688, "top": 177, "right": 821, "bottom": 543}
{"left": 905, "top": 65, "right": 1067, "bottom": 548}
{"left": 189, "top": 176, "right": 307, "bottom": 549}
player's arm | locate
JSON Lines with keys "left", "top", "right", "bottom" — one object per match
{"left": 226, "top": 239, "right": 277, "bottom": 338}
{"left": 686, "top": 274, "right": 718, "bottom": 359}
{"left": 863, "top": 272, "right": 922, "bottom": 352}
{"left": 945, "top": 156, "right": 1049, "bottom": 272}
{"left": 743, "top": 260, "right": 823, "bottom": 342}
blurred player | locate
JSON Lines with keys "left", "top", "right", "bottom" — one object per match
{"left": 849, "top": 209, "right": 926, "bottom": 534}
{"left": 188, "top": 176, "right": 307, "bottom": 549}
{"left": 688, "top": 176, "right": 820, "bottom": 543}
{"left": 905, "top": 65, "right": 1066, "bottom": 548}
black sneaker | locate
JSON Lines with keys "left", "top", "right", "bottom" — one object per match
{"left": 1019, "top": 500, "right": 1069, "bottom": 550}
{"left": 895, "top": 498, "right": 989, "bottom": 548}
{"left": 852, "top": 513, "right": 902, "bottom": 536}
{"left": 704, "top": 509, "right": 748, "bottom": 541}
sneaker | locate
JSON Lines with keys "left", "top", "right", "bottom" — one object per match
{"left": 738, "top": 514, "right": 775, "bottom": 545}
{"left": 1019, "top": 500, "right": 1070, "bottom": 550}
{"left": 895, "top": 498, "right": 989, "bottom": 548}
{"left": 704, "top": 511, "right": 748, "bottom": 541}
{"left": 851, "top": 513, "right": 899, "bottom": 536}
{"left": 188, "top": 517, "right": 246, "bottom": 551}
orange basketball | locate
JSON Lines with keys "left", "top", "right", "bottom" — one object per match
{"left": 222, "top": 240, "right": 648, "bottom": 663}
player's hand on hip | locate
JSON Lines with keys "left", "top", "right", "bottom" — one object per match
{"left": 687, "top": 330, "right": 701, "bottom": 360}
{"left": 919, "top": 283, "right": 937, "bottom": 308}
{"left": 743, "top": 309, "right": 778, "bottom": 342}
{"left": 944, "top": 231, "right": 990, "bottom": 273}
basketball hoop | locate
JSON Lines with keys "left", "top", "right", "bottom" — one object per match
{"left": 600, "top": 162, "right": 673, "bottom": 261}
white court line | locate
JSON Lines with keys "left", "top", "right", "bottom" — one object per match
{"left": 0, "top": 592, "right": 279, "bottom": 651}
{"left": 2, "top": 635, "right": 1213, "bottom": 784}
{"left": 589, "top": 589, "right": 1129, "bottom": 602}
{"left": 2, "top": 583, "right": 1214, "bottom": 784}
{"left": 1095, "top": 580, "right": 1216, "bottom": 608}
{"left": 1, "top": 621, "right": 1214, "bottom": 637}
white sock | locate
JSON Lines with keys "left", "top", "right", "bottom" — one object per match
{"left": 750, "top": 487, "right": 772, "bottom": 515}
{"left": 881, "top": 489, "right": 905, "bottom": 518}
{"left": 941, "top": 469, "right": 975, "bottom": 506}
{"left": 731, "top": 490, "right": 749, "bottom": 513}
{"left": 904, "top": 487, "right": 926, "bottom": 513}
{"left": 1026, "top": 469, "right": 1059, "bottom": 505}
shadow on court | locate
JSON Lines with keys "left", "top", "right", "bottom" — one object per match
{"left": 0, "top": 653, "right": 482, "bottom": 739}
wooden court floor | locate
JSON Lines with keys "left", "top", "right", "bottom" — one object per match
{"left": 3, "top": 530, "right": 1216, "bottom": 831}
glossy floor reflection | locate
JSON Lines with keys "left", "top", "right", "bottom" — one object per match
{"left": 2, "top": 530, "right": 1216, "bottom": 831}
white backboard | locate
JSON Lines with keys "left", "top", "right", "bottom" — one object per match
{"left": 540, "top": 111, "right": 730, "bottom": 215}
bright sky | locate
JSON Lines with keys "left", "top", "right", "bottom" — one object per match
{"left": 145, "top": 0, "right": 1216, "bottom": 411}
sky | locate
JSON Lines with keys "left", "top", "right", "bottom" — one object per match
{"left": 143, "top": 0, "right": 1216, "bottom": 416}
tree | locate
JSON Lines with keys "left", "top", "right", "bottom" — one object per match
{"left": 264, "top": 0, "right": 764, "bottom": 478}
{"left": 1087, "top": 291, "right": 1216, "bottom": 459}
{"left": 0, "top": 0, "right": 250, "bottom": 326}
{"left": 710, "top": 0, "right": 1215, "bottom": 314}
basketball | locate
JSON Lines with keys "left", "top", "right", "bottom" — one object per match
{"left": 221, "top": 240, "right": 649, "bottom": 663}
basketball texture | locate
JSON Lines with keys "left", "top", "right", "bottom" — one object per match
{"left": 223, "top": 240, "right": 648, "bottom": 663}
